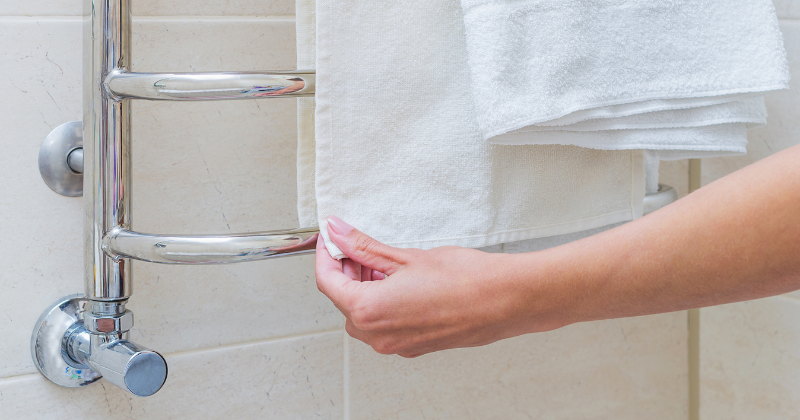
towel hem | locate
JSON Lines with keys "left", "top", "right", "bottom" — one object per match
{"left": 481, "top": 85, "right": 787, "bottom": 141}
{"left": 383, "top": 209, "right": 636, "bottom": 250}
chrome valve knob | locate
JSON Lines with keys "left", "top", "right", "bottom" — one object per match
{"left": 84, "top": 338, "right": 168, "bottom": 397}
{"left": 32, "top": 295, "right": 168, "bottom": 397}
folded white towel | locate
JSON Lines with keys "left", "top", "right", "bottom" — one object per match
{"left": 461, "top": 0, "right": 789, "bottom": 156}
{"left": 301, "top": 0, "right": 644, "bottom": 258}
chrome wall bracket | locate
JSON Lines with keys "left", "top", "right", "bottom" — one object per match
{"left": 38, "top": 121, "right": 83, "bottom": 197}
{"left": 31, "top": 295, "right": 101, "bottom": 388}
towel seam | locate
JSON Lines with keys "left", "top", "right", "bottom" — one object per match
{"left": 383, "top": 209, "right": 634, "bottom": 248}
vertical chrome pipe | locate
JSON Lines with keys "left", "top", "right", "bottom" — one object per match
{"left": 77, "top": 1, "right": 167, "bottom": 395}
{"left": 84, "top": 0, "right": 132, "bottom": 301}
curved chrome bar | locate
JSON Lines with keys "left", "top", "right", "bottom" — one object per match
{"left": 103, "top": 227, "right": 319, "bottom": 264}
{"left": 105, "top": 70, "right": 316, "bottom": 101}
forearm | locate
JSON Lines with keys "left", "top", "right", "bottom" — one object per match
{"left": 521, "top": 144, "right": 800, "bottom": 328}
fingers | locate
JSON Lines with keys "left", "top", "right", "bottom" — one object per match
{"left": 345, "top": 319, "right": 370, "bottom": 344}
{"left": 361, "top": 264, "right": 373, "bottom": 282}
{"left": 315, "top": 235, "right": 359, "bottom": 307}
{"left": 326, "top": 215, "right": 407, "bottom": 275}
{"left": 342, "top": 258, "right": 362, "bottom": 281}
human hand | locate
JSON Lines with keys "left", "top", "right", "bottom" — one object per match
{"left": 315, "top": 216, "right": 570, "bottom": 358}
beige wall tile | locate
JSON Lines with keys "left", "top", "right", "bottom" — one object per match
{"left": 700, "top": 297, "right": 800, "bottom": 419}
{"left": 774, "top": 0, "right": 800, "bottom": 19}
{"left": 132, "top": 19, "right": 296, "bottom": 72}
{"left": 132, "top": 1, "right": 294, "bottom": 17}
{"left": 0, "top": 332, "right": 343, "bottom": 419}
{"left": 0, "top": 2, "right": 81, "bottom": 16}
{"left": 348, "top": 313, "right": 688, "bottom": 420}
{"left": 702, "top": 21, "right": 800, "bottom": 186}
{"left": 0, "top": 18, "right": 85, "bottom": 378}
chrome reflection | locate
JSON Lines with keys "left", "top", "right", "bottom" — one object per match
{"left": 105, "top": 70, "right": 315, "bottom": 101}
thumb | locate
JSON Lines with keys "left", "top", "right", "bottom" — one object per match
{"left": 326, "top": 215, "right": 407, "bottom": 276}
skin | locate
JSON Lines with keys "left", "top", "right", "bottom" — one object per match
{"left": 315, "top": 144, "right": 800, "bottom": 358}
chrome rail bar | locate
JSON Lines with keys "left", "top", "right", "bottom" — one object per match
{"left": 106, "top": 70, "right": 316, "bottom": 100}
{"left": 104, "top": 228, "right": 318, "bottom": 264}
{"left": 101, "top": 185, "right": 677, "bottom": 265}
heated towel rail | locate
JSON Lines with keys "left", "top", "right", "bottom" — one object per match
{"left": 32, "top": 0, "right": 679, "bottom": 398}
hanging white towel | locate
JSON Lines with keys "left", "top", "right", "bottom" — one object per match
{"left": 296, "top": 0, "right": 317, "bottom": 227}
{"left": 300, "top": 0, "right": 644, "bottom": 258}
{"left": 460, "top": 0, "right": 789, "bottom": 158}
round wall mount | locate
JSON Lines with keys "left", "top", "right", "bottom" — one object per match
{"left": 31, "top": 294, "right": 101, "bottom": 388}
{"left": 39, "top": 121, "right": 83, "bottom": 197}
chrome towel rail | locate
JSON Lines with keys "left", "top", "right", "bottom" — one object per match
{"left": 32, "top": 0, "right": 317, "bottom": 398}
{"left": 32, "top": 0, "right": 678, "bottom": 398}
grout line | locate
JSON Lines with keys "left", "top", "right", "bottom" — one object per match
{"left": 688, "top": 309, "right": 701, "bottom": 420}
{"left": 0, "top": 16, "right": 81, "bottom": 21}
{"left": 164, "top": 327, "right": 343, "bottom": 359}
{"left": 688, "top": 158, "right": 702, "bottom": 420}
{"left": 0, "top": 373, "right": 40, "bottom": 386}
{"left": 343, "top": 330, "right": 351, "bottom": 420}
{"left": 0, "top": 15, "right": 296, "bottom": 22}
{"left": 132, "top": 15, "right": 295, "bottom": 22}
{"left": 0, "top": 328, "right": 344, "bottom": 387}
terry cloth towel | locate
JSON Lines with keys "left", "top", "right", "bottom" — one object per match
{"left": 460, "top": 0, "right": 790, "bottom": 159}
{"left": 298, "top": 0, "right": 644, "bottom": 259}
{"left": 296, "top": 0, "right": 317, "bottom": 227}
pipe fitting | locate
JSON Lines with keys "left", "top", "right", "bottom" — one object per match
{"left": 84, "top": 310, "right": 134, "bottom": 334}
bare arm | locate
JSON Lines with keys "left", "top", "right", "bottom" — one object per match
{"left": 315, "top": 144, "right": 800, "bottom": 358}
{"left": 544, "top": 143, "right": 800, "bottom": 323}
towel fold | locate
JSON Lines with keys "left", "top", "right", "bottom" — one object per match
{"left": 461, "top": 0, "right": 789, "bottom": 157}
{"left": 300, "top": 0, "right": 644, "bottom": 258}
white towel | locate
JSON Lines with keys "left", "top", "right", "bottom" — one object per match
{"left": 461, "top": 0, "right": 789, "bottom": 158}
{"left": 296, "top": 0, "right": 317, "bottom": 227}
{"left": 299, "top": 0, "right": 644, "bottom": 258}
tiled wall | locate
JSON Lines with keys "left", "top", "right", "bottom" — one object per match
{"left": 698, "top": 7, "right": 800, "bottom": 420}
{"left": 15, "top": 0, "right": 797, "bottom": 418}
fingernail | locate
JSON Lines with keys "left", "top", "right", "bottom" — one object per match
{"left": 327, "top": 215, "right": 354, "bottom": 236}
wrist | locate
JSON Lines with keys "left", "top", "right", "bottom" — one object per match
{"left": 501, "top": 248, "right": 583, "bottom": 335}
